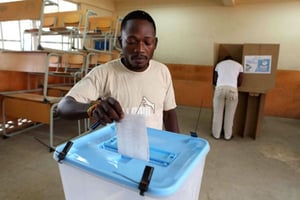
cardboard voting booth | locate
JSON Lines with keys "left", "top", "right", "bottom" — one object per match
{"left": 214, "top": 43, "right": 280, "bottom": 139}
{"left": 53, "top": 124, "right": 210, "bottom": 200}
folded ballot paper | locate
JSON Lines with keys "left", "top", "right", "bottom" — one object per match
{"left": 116, "top": 114, "right": 149, "bottom": 161}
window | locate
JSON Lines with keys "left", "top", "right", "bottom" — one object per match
{"left": 0, "top": 0, "right": 78, "bottom": 50}
{"left": 45, "top": 0, "right": 78, "bottom": 13}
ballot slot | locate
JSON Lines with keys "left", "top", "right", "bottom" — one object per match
{"left": 100, "top": 136, "right": 177, "bottom": 167}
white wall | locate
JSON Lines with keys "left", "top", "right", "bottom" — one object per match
{"left": 73, "top": 0, "right": 115, "bottom": 12}
{"left": 77, "top": 0, "right": 115, "bottom": 16}
{"left": 115, "top": 1, "right": 300, "bottom": 70}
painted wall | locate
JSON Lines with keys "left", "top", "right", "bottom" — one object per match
{"left": 115, "top": 0, "right": 300, "bottom": 70}
{"left": 72, "top": 0, "right": 115, "bottom": 12}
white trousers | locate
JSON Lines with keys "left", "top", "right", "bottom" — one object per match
{"left": 212, "top": 86, "right": 238, "bottom": 139}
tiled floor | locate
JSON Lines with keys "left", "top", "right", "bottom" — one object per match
{"left": 0, "top": 106, "right": 299, "bottom": 200}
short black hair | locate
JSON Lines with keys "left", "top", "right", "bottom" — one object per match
{"left": 224, "top": 55, "right": 233, "bottom": 60}
{"left": 121, "top": 10, "right": 156, "bottom": 34}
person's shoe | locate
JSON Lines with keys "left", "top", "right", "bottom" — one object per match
{"left": 224, "top": 135, "right": 234, "bottom": 141}
{"left": 211, "top": 134, "right": 220, "bottom": 140}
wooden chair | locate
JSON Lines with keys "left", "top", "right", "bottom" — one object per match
{"left": 0, "top": 0, "right": 44, "bottom": 50}
{"left": 48, "top": 52, "right": 86, "bottom": 84}
{"left": 49, "top": 12, "right": 82, "bottom": 50}
{"left": 24, "top": 16, "right": 57, "bottom": 34}
{"left": 89, "top": 16, "right": 113, "bottom": 34}
{"left": 82, "top": 16, "right": 117, "bottom": 51}
{"left": 85, "top": 51, "right": 113, "bottom": 73}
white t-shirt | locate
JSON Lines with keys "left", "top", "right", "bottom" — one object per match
{"left": 66, "top": 58, "right": 177, "bottom": 130}
{"left": 215, "top": 59, "right": 243, "bottom": 88}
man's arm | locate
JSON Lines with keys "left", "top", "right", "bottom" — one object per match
{"left": 57, "top": 96, "right": 90, "bottom": 120}
{"left": 163, "top": 109, "right": 179, "bottom": 132}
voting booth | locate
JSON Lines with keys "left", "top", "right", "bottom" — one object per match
{"left": 53, "top": 124, "right": 210, "bottom": 200}
{"left": 214, "top": 43, "right": 280, "bottom": 139}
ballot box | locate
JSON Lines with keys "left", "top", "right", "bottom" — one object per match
{"left": 53, "top": 124, "right": 210, "bottom": 200}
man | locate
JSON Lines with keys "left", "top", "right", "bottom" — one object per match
{"left": 57, "top": 10, "right": 179, "bottom": 132}
{"left": 212, "top": 56, "right": 243, "bottom": 140}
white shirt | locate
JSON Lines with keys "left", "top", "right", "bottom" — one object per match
{"left": 66, "top": 58, "right": 177, "bottom": 130}
{"left": 215, "top": 59, "right": 243, "bottom": 88}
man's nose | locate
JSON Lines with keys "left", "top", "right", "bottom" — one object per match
{"left": 135, "top": 41, "right": 146, "bottom": 52}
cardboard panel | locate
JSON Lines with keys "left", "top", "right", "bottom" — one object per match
{"left": 214, "top": 43, "right": 243, "bottom": 65}
{"left": 242, "top": 93, "right": 265, "bottom": 139}
{"left": 44, "top": 11, "right": 85, "bottom": 28}
{"left": 240, "top": 44, "right": 280, "bottom": 93}
{"left": 232, "top": 92, "right": 247, "bottom": 137}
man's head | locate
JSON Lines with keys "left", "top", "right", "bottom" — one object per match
{"left": 119, "top": 10, "right": 158, "bottom": 72}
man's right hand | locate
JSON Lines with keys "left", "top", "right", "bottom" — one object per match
{"left": 91, "top": 97, "right": 124, "bottom": 126}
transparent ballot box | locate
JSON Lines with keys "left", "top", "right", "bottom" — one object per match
{"left": 53, "top": 124, "right": 210, "bottom": 200}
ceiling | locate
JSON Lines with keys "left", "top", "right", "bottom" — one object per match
{"left": 111, "top": 0, "right": 300, "bottom": 6}
{"left": 222, "top": 0, "right": 299, "bottom": 6}
{"left": 68, "top": 0, "right": 300, "bottom": 10}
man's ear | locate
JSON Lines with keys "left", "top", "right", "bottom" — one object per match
{"left": 154, "top": 37, "right": 158, "bottom": 49}
{"left": 118, "top": 36, "right": 122, "bottom": 48}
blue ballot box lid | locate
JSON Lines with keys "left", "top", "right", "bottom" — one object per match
{"left": 54, "top": 124, "right": 210, "bottom": 197}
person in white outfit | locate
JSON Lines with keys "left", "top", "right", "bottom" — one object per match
{"left": 212, "top": 56, "right": 243, "bottom": 140}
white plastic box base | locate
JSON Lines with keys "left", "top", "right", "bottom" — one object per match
{"left": 54, "top": 125, "right": 210, "bottom": 200}
{"left": 58, "top": 157, "right": 206, "bottom": 200}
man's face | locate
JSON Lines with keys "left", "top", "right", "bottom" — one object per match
{"left": 119, "top": 19, "right": 157, "bottom": 72}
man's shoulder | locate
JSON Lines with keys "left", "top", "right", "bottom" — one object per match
{"left": 229, "top": 60, "right": 242, "bottom": 66}
{"left": 219, "top": 60, "right": 242, "bottom": 67}
{"left": 150, "top": 59, "right": 169, "bottom": 70}
{"left": 93, "top": 58, "right": 120, "bottom": 69}
{"left": 87, "top": 59, "right": 121, "bottom": 76}
{"left": 102, "top": 58, "right": 121, "bottom": 66}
